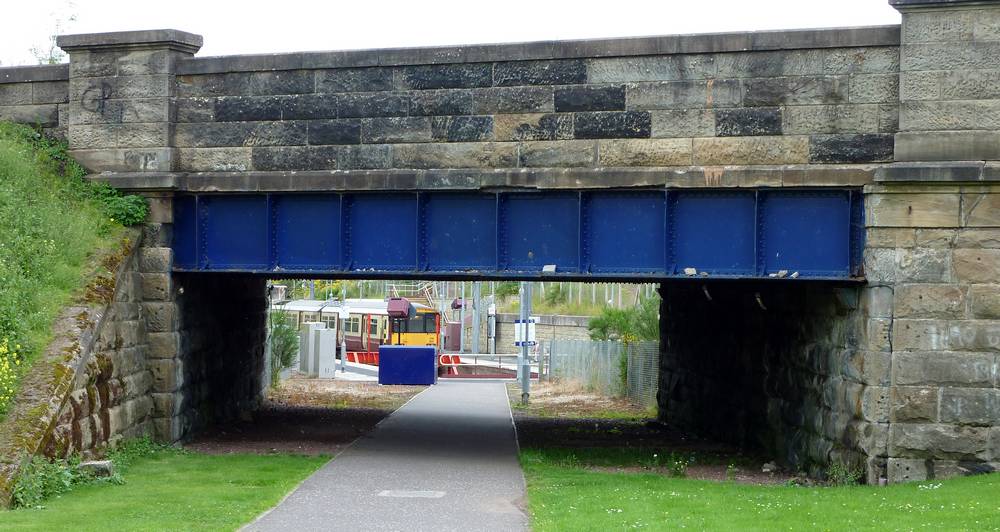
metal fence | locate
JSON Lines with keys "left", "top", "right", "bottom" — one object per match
{"left": 545, "top": 339, "right": 659, "bottom": 408}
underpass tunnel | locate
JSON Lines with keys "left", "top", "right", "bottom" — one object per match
{"left": 658, "top": 280, "right": 882, "bottom": 478}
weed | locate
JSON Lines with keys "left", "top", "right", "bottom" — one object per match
{"left": 827, "top": 460, "right": 865, "bottom": 486}
{"left": 726, "top": 463, "right": 738, "bottom": 481}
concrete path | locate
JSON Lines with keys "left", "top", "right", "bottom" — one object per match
{"left": 246, "top": 381, "right": 528, "bottom": 532}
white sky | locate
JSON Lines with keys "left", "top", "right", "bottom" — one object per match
{"left": 0, "top": 0, "right": 901, "bottom": 66}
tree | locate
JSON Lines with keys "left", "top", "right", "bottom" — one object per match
{"left": 587, "top": 296, "right": 659, "bottom": 343}
{"left": 29, "top": 4, "right": 76, "bottom": 65}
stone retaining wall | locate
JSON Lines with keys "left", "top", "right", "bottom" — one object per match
{"left": 0, "top": 65, "right": 68, "bottom": 140}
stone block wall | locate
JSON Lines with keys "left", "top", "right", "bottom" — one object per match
{"left": 657, "top": 282, "right": 888, "bottom": 480}
{"left": 0, "top": 65, "right": 69, "bottom": 139}
{"left": 47, "top": 245, "right": 154, "bottom": 458}
{"left": 168, "top": 26, "right": 898, "bottom": 176}
{"left": 865, "top": 182, "right": 1000, "bottom": 481}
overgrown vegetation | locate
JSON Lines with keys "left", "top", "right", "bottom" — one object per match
{"left": 521, "top": 448, "right": 1000, "bottom": 531}
{"left": 4, "top": 442, "right": 327, "bottom": 529}
{"left": 587, "top": 296, "right": 659, "bottom": 343}
{"left": 269, "top": 310, "right": 299, "bottom": 387}
{"left": 0, "top": 122, "right": 148, "bottom": 418}
{"left": 11, "top": 438, "right": 171, "bottom": 509}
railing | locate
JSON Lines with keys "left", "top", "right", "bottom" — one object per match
{"left": 545, "top": 339, "right": 659, "bottom": 409}
{"left": 437, "top": 353, "right": 525, "bottom": 378}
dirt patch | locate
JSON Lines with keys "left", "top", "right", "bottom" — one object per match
{"left": 586, "top": 464, "right": 796, "bottom": 485}
{"left": 186, "top": 379, "right": 426, "bottom": 455}
{"left": 271, "top": 376, "right": 425, "bottom": 411}
{"left": 508, "top": 381, "right": 649, "bottom": 419}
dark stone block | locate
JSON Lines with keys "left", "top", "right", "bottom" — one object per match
{"left": 493, "top": 59, "right": 586, "bottom": 86}
{"left": 472, "top": 86, "right": 553, "bottom": 113}
{"left": 316, "top": 67, "right": 393, "bottom": 93}
{"left": 306, "top": 146, "right": 340, "bottom": 170}
{"left": 397, "top": 64, "right": 492, "bottom": 90}
{"left": 252, "top": 146, "right": 310, "bottom": 171}
{"left": 247, "top": 122, "right": 308, "bottom": 146}
{"left": 573, "top": 111, "right": 651, "bottom": 139}
{"left": 809, "top": 134, "right": 894, "bottom": 163}
{"left": 409, "top": 90, "right": 474, "bottom": 116}
{"left": 176, "top": 72, "right": 251, "bottom": 98}
{"left": 554, "top": 85, "right": 625, "bottom": 112}
{"left": 361, "top": 117, "right": 431, "bottom": 143}
{"left": 715, "top": 107, "right": 782, "bottom": 136}
{"left": 339, "top": 92, "right": 409, "bottom": 118}
{"left": 249, "top": 70, "right": 314, "bottom": 95}
{"left": 281, "top": 94, "right": 339, "bottom": 120}
{"left": 743, "top": 76, "right": 847, "bottom": 106}
{"left": 307, "top": 119, "right": 361, "bottom": 145}
{"left": 335, "top": 145, "right": 392, "bottom": 170}
{"left": 215, "top": 96, "right": 283, "bottom": 121}
{"left": 431, "top": 116, "right": 494, "bottom": 142}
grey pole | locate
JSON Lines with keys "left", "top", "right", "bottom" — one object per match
{"left": 471, "top": 281, "right": 481, "bottom": 354}
{"left": 519, "top": 281, "right": 532, "bottom": 404}
{"left": 459, "top": 282, "right": 466, "bottom": 354}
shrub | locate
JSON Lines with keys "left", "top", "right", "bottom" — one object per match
{"left": 12, "top": 456, "right": 96, "bottom": 509}
{"left": 828, "top": 460, "right": 865, "bottom": 486}
{"left": 269, "top": 310, "right": 299, "bottom": 387}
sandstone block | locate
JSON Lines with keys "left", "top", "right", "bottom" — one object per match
{"left": 650, "top": 108, "right": 716, "bottom": 138}
{"left": 361, "top": 117, "right": 432, "bottom": 144}
{"left": 914, "top": 229, "right": 957, "bottom": 248}
{"left": 430, "top": 116, "right": 493, "bottom": 142}
{"left": 397, "top": 63, "right": 492, "bottom": 90}
{"left": 743, "top": 76, "right": 847, "bottom": 106}
{"left": 176, "top": 147, "right": 251, "bottom": 172}
{"left": 902, "top": 42, "right": 1000, "bottom": 72}
{"left": 902, "top": 100, "right": 1000, "bottom": 132}
{"left": 809, "top": 133, "right": 893, "bottom": 163}
{"left": 863, "top": 318, "right": 893, "bottom": 352}
{"left": 887, "top": 458, "right": 930, "bottom": 483}
{"left": 866, "top": 193, "right": 960, "bottom": 228}
{"left": 152, "top": 392, "right": 185, "bottom": 417}
{"left": 174, "top": 97, "right": 215, "bottom": 122}
{"left": 939, "top": 388, "right": 999, "bottom": 425}
{"left": 337, "top": 92, "right": 407, "bottom": 118}
{"left": 893, "top": 319, "right": 951, "bottom": 351}
{"left": 861, "top": 286, "right": 894, "bottom": 318}
{"left": 956, "top": 229, "right": 1000, "bottom": 249}
{"left": 715, "top": 107, "right": 781, "bottom": 136}
{"left": 962, "top": 193, "right": 1000, "bottom": 227}
{"left": 587, "top": 55, "right": 716, "bottom": 83}
{"left": 139, "top": 247, "right": 172, "bottom": 273}
{"left": 893, "top": 351, "right": 996, "bottom": 387}
{"left": 518, "top": 140, "right": 596, "bottom": 167}
{"left": 494, "top": 113, "right": 572, "bottom": 141}
{"left": 391, "top": 142, "right": 516, "bottom": 169}
{"left": 782, "top": 104, "right": 880, "bottom": 135}
{"left": 554, "top": 85, "right": 625, "bottom": 112}
{"left": 895, "top": 131, "right": 1000, "bottom": 162}
{"left": 598, "top": 138, "right": 692, "bottom": 167}
{"left": 407, "top": 89, "right": 473, "bottom": 116}
{"left": 862, "top": 385, "right": 891, "bottom": 422}
{"left": 471, "top": 86, "right": 554, "bottom": 114}
{"left": 142, "top": 302, "right": 177, "bottom": 333}
{"left": 889, "top": 423, "right": 991, "bottom": 460}
{"left": 899, "top": 72, "right": 940, "bottom": 102}
{"left": 894, "top": 284, "right": 966, "bottom": 318}
{"left": 0, "top": 103, "right": 59, "bottom": 127}
{"left": 849, "top": 74, "right": 898, "bottom": 104}
{"left": 891, "top": 386, "right": 939, "bottom": 423}
{"left": 247, "top": 70, "right": 313, "bottom": 96}
{"left": 139, "top": 273, "right": 172, "bottom": 301}
{"left": 865, "top": 228, "right": 916, "bottom": 249}
{"left": 147, "top": 331, "right": 180, "bottom": 359}
{"left": 626, "top": 79, "right": 741, "bottom": 110}
{"left": 0, "top": 82, "right": 33, "bottom": 105}
{"left": 692, "top": 136, "right": 809, "bottom": 165}
{"left": 969, "top": 286, "right": 1000, "bottom": 319}
{"left": 149, "top": 359, "right": 183, "bottom": 393}
{"left": 954, "top": 249, "right": 1000, "bottom": 283}
{"left": 574, "top": 111, "right": 651, "bottom": 139}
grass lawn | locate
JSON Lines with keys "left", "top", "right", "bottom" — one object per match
{"left": 522, "top": 448, "right": 1000, "bottom": 531}
{"left": 2, "top": 450, "right": 328, "bottom": 531}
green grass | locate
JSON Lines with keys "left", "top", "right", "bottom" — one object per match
{"left": 521, "top": 448, "right": 1000, "bottom": 531}
{"left": 0, "top": 122, "right": 122, "bottom": 418}
{"left": 1, "top": 449, "right": 328, "bottom": 530}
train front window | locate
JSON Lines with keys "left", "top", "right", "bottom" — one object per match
{"left": 402, "top": 314, "right": 435, "bottom": 333}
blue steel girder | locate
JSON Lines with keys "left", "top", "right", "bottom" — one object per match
{"left": 172, "top": 188, "right": 865, "bottom": 281}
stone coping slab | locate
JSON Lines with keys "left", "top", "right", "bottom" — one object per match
{"left": 88, "top": 165, "right": 878, "bottom": 192}
{"left": 56, "top": 29, "right": 203, "bottom": 53}
{"left": 0, "top": 64, "right": 69, "bottom": 84}
{"left": 176, "top": 25, "right": 900, "bottom": 75}
{"left": 876, "top": 162, "right": 1000, "bottom": 182}
{"left": 890, "top": 0, "right": 1000, "bottom": 9}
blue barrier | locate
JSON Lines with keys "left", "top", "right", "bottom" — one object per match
{"left": 378, "top": 346, "right": 437, "bottom": 386}
{"left": 172, "top": 189, "right": 863, "bottom": 280}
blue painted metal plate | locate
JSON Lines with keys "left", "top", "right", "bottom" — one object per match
{"left": 760, "top": 191, "right": 851, "bottom": 276}
{"left": 671, "top": 192, "right": 756, "bottom": 275}
{"left": 584, "top": 192, "right": 666, "bottom": 273}
{"left": 346, "top": 194, "right": 418, "bottom": 271}
{"left": 201, "top": 195, "right": 269, "bottom": 270}
{"left": 172, "top": 188, "right": 863, "bottom": 280}
{"left": 501, "top": 193, "right": 579, "bottom": 272}
{"left": 378, "top": 345, "right": 437, "bottom": 385}
{"left": 273, "top": 195, "right": 341, "bottom": 271}
{"left": 422, "top": 193, "right": 497, "bottom": 271}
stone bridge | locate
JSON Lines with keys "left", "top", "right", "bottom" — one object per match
{"left": 0, "top": 0, "right": 998, "bottom": 483}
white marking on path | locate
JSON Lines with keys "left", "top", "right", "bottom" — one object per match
{"left": 377, "top": 490, "right": 447, "bottom": 499}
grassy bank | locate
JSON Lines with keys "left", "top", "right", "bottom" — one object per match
{"left": 2, "top": 446, "right": 327, "bottom": 530}
{"left": 521, "top": 448, "right": 1000, "bottom": 531}
{"left": 0, "top": 123, "right": 146, "bottom": 418}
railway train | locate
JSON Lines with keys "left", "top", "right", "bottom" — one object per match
{"left": 272, "top": 298, "right": 441, "bottom": 365}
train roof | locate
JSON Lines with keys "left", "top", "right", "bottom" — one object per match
{"left": 272, "top": 298, "right": 435, "bottom": 315}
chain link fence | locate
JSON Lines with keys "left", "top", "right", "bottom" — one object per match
{"left": 544, "top": 339, "right": 659, "bottom": 408}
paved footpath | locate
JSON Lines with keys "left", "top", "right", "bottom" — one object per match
{"left": 246, "top": 380, "right": 528, "bottom": 532}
